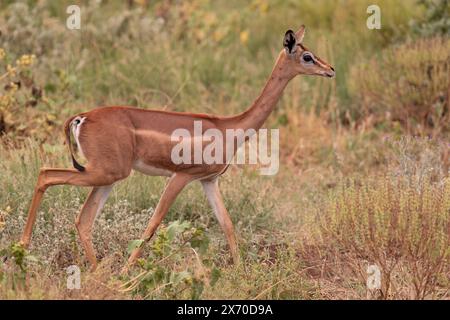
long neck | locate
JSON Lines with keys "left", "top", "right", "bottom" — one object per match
{"left": 224, "top": 52, "right": 293, "bottom": 131}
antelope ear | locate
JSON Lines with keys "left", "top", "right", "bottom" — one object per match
{"left": 295, "top": 25, "right": 306, "bottom": 43}
{"left": 283, "top": 30, "right": 297, "bottom": 54}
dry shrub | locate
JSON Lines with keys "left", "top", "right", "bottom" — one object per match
{"left": 349, "top": 37, "right": 450, "bottom": 136}
{"left": 320, "top": 175, "right": 450, "bottom": 299}
{"left": 0, "top": 49, "right": 50, "bottom": 141}
{"left": 277, "top": 108, "right": 391, "bottom": 180}
{"left": 387, "top": 136, "right": 449, "bottom": 182}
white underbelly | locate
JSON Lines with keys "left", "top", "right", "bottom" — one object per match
{"left": 132, "top": 159, "right": 173, "bottom": 177}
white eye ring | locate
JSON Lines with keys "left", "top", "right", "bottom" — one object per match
{"left": 302, "top": 52, "right": 314, "bottom": 63}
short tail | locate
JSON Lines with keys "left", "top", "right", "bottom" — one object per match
{"left": 64, "top": 115, "right": 85, "bottom": 172}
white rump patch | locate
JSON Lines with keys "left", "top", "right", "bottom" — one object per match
{"left": 72, "top": 116, "right": 86, "bottom": 158}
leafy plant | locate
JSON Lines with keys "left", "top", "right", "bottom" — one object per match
{"left": 121, "top": 220, "right": 218, "bottom": 300}
{"left": 410, "top": 0, "right": 450, "bottom": 36}
{"left": 0, "top": 242, "right": 38, "bottom": 291}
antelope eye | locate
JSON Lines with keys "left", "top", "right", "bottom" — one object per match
{"left": 302, "top": 53, "right": 313, "bottom": 63}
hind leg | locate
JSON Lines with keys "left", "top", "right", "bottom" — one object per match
{"left": 21, "top": 167, "right": 121, "bottom": 248}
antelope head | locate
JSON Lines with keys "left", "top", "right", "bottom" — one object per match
{"left": 282, "top": 25, "right": 335, "bottom": 78}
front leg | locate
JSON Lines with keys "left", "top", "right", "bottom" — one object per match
{"left": 124, "top": 173, "right": 193, "bottom": 270}
{"left": 201, "top": 178, "right": 239, "bottom": 264}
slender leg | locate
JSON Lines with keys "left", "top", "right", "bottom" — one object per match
{"left": 201, "top": 178, "right": 239, "bottom": 264}
{"left": 75, "top": 185, "right": 113, "bottom": 271}
{"left": 125, "top": 173, "right": 193, "bottom": 268}
{"left": 20, "top": 167, "right": 119, "bottom": 248}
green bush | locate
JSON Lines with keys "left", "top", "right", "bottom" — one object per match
{"left": 410, "top": 0, "right": 450, "bottom": 36}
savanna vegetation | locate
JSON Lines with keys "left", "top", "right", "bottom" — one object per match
{"left": 0, "top": 0, "right": 449, "bottom": 300}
